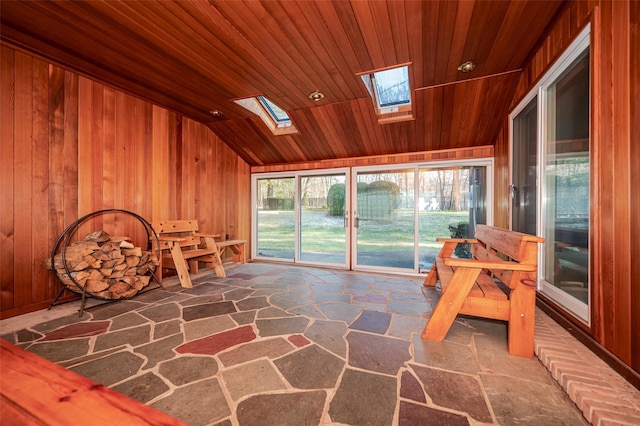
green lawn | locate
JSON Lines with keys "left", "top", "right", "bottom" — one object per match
{"left": 257, "top": 209, "right": 469, "bottom": 255}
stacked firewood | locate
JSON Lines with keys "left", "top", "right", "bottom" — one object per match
{"left": 48, "top": 230, "right": 159, "bottom": 299}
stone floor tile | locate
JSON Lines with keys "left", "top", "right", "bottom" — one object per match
{"left": 400, "top": 370, "right": 427, "bottom": 403}
{"left": 387, "top": 299, "right": 429, "bottom": 316}
{"left": 222, "top": 359, "right": 288, "bottom": 401}
{"left": 27, "top": 338, "right": 91, "bottom": 363}
{"left": 274, "top": 344, "right": 345, "bottom": 389}
{"left": 182, "top": 301, "right": 237, "bottom": 321}
{"left": 182, "top": 282, "right": 230, "bottom": 295}
{"left": 183, "top": 315, "right": 237, "bottom": 341}
{"left": 235, "top": 296, "right": 270, "bottom": 311}
{"left": 87, "top": 300, "right": 147, "bottom": 320}
{"left": 111, "top": 371, "right": 170, "bottom": 404}
{"left": 134, "top": 333, "right": 184, "bottom": 369}
{"left": 222, "top": 288, "right": 255, "bottom": 301}
{"left": 94, "top": 324, "right": 151, "bottom": 352}
{"left": 310, "top": 292, "right": 352, "bottom": 304}
{"left": 179, "top": 293, "right": 224, "bottom": 307}
{"left": 304, "top": 320, "right": 348, "bottom": 358}
{"left": 138, "top": 302, "right": 181, "bottom": 323}
{"left": 218, "top": 337, "right": 295, "bottom": 367}
{"left": 288, "top": 334, "right": 310, "bottom": 347}
{"left": 70, "top": 351, "right": 145, "bottom": 386}
{"left": 14, "top": 329, "right": 44, "bottom": 343}
{"left": 481, "top": 372, "right": 585, "bottom": 425}
{"left": 159, "top": 356, "right": 219, "bottom": 386}
{"left": 412, "top": 334, "right": 480, "bottom": 375}
{"left": 177, "top": 325, "right": 256, "bottom": 356}
{"left": 31, "top": 313, "right": 90, "bottom": 333}
{"left": 151, "top": 378, "right": 230, "bottom": 426}
{"left": 110, "top": 312, "right": 150, "bottom": 331}
{"left": 289, "top": 304, "right": 326, "bottom": 319}
{"left": 316, "top": 301, "right": 362, "bottom": 323}
{"left": 388, "top": 314, "right": 425, "bottom": 340}
{"left": 154, "top": 319, "right": 182, "bottom": 339}
{"left": 59, "top": 346, "right": 126, "bottom": 368}
{"left": 236, "top": 391, "right": 326, "bottom": 426}
{"left": 329, "top": 368, "right": 397, "bottom": 425}
{"left": 352, "top": 293, "right": 387, "bottom": 304}
{"left": 349, "top": 310, "right": 391, "bottom": 334}
{"left": 255, "top": 316, "right": 310, "bottom": 337}
{"left": 411, "top": 363, "right": 493, "bottom": 423}
{"left": 347, "top": 331, "right": 410, "bottom": 375}
{"left": 311, "top": 283, "right": 344, "bottom": 293}
{"left": 40, "top": 321, "right": 110, "bottom": 341}
{"left": 398, "top": 401, "right": 470, "bottom": 426}
{"left": 391, "top": 291, "right": 427, "bottom": 302}
{"left": 269, "top": 293, "right": 311, "bottom": 310}
{"left": 133, "top": 288, "right": 175, "bottom": 303}
{"left": 256, "top": 306, "right": 292, "bottom": 318}
{"left": 230, "top": 310, "right": 256, "bottom": 325}
{"left": 475, "top": 333, "right": 552, "bottom": 383}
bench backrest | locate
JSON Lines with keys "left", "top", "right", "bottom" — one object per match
{"left": 151, "top": 220, "right": 202, "bottom": 251}
{"left": 472, "top": 224, "right": 544, "bottom": 289}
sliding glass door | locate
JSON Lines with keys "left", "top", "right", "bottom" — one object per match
{"left": 511, "top": 26, "right": 590, "bottom": 322}
{"left": 353, "top": 168, "right": 415, "bottom": 271}
{"left": 419, "top": 165, "right": 489, "bottom": 272}
{"left": 299, "top": 173, "right": 348, "bottom": 265}
{"left": 253, "top": 170, "right": 349, "bottom": 268}
{"left": 255, "top": 177, "right": 295, "bottom": 260}
{"left": 254, "top": 161, "right": 492, "bottom": 274}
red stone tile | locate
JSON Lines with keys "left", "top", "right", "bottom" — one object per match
{"left": 176, "top": 325, "right": 256, "bottom": 355}
{"left": 41, "top": 321, "right": 110, "bottom": 341}
{"left": 288, "top": 335, "right": 310, "bottom": 347}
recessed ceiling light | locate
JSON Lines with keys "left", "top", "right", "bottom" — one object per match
{"left": 209, "top": 110, "right": 222, "bottom": 117}
{"left": 308, "top": 91, "right": 325, "bottom": 101}
{"left": 457, "top": 61, "right": 476, "bottom": 73}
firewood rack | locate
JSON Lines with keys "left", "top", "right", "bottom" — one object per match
{"left": 48, "top": 209, "right": 161, "bottom": 317}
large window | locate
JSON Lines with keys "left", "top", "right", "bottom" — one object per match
{"left": 253, "top": 160, "right": 492, "bottom": 275}
{"left": 511, "top": 25, "right": 590, "bottom": 322}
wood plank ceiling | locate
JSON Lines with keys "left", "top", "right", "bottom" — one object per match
{"left": 0, "top": 0, "right": 564, "bottom": 166}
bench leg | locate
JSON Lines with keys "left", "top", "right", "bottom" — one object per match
{"left": 168, "top": 243, "right": 193, "bottom": 288}
{"left": 423, "top": 263, "right": 438, "bottom": 286}
{"left": 229, "top": 244, "right": 245, "bottom": 264}
{"left": 507, "top": 283, "right": 536, "bottom": 358}
{"left": 422, "top": 268, "right": 481, "bottom": 341}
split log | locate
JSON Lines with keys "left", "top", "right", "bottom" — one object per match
{"left": 48, "top": 231, "right": 159, "bottom": 300}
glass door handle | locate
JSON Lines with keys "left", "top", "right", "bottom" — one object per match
{"left": 510, "top": 184, "right": 518, "bottom": 200}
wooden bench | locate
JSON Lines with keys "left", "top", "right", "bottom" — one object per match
{"left": 422, "top": 224, "right": 544, "bottom": 358}
{"left": 0, "top": 339, "right": 186, "bottom": 425}
{"left": 151, "top": 220, "right": 226, "bottom": 288}
{"left": 216, "top": 238, "right": 247, "bottom": 265}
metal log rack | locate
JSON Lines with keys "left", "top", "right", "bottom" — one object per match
{"left": 48, "top": 209, "right": 161, "bottom": 317}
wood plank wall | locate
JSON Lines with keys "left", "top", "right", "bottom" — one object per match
{"left": 0, "top": 45, "right": 251, "bottom": 319}
{"left": 494, "top": 0, "right": 640, "bottom": 379}
{"left": 251, "top": 145, "right": 494, "bottom": 174}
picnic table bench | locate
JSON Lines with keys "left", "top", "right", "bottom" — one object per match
{"left": 151, "top": 220, "right": 246, "bottom": 288}
{"left": 422, "top": 224, "right": 544, "bottom": 358}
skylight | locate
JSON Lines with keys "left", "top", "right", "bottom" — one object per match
{"left": 257, "top": 96, "right": 290, "bottom": 125}
{"left": 234, "top": 95, "right": 297, "bottom": 135}
{"left": 360, "top": 64, "right": 413, "bottom": 123}
{"left": 371, "top": 66, "right": 411, "bottom": 108}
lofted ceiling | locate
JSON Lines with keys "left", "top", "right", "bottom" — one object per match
{"left": 0, "top": 0, "right": 565, "bottom": 166}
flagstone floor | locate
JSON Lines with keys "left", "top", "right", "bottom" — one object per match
{"left": 0, "top": 263, "right": 609, "bottom": 425}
